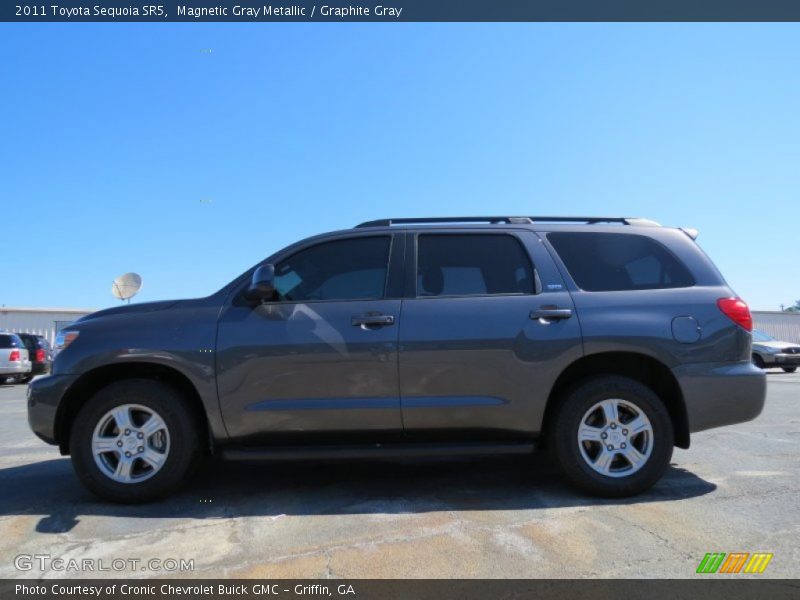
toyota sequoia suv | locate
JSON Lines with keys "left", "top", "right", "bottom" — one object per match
{"left": 27, "top": 216, "right": 766, "bottom": 502}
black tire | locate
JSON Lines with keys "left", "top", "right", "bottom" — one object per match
{"left": 69, "top": 379, "right": 202, "bottom": 503}
{"left": 19, "top": 375, "right": 33, "bottom": 384}
{"left": 752, "top": 354, "right": 765, "bottom": 369}
{"left": 551, "top": 376, "right": 674, "bottom": 498}
{"left": 783, "top": 367, "right": 797, "bottom": 373}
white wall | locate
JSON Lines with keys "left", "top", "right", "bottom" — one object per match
{"left": 752, "top": 311, "right": 800, "bottom": 344}
{"left": 0, "top": 308, "right": 95, "bottom": 345}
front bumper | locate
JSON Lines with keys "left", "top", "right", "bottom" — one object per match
{"left": 762, "top": 353, "right": 800, "bottom": 368}
{"left": 27, "top": 374, "right": 77, "bottom": 446}
{"left": 673, "top": 361, "right": 767, "bottom": 434}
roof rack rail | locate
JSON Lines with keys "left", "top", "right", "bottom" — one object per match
{"left": 355, "top": 216, "right": 660, "bottom": 228}
{"left": 356, "top": 217, "right": 534, "bottom": 228}
{"left": 526, "top": 216, "right": 661, "bottom": 226}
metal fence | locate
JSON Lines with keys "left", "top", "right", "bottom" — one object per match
{"left": 752, "top": 311, "right": 800, "bottom": 344}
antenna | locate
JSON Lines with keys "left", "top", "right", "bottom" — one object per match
{"left": 111, "top": 273, "right": 142, "bottom": 304}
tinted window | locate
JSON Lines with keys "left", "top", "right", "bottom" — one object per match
{"left": 417, "top": 234, "right": 535, "bottom": 297}
{"left": 273, "top": 236, "right": 391, "bottom": 302}
{"left": 548, "top": 232, "right": 694, "bottom": 292}
{"left": 19, "top": 335, "right": 37, "bottom": 353}
{"left": 0, "top": 334, "right": 23, "bottom": 348}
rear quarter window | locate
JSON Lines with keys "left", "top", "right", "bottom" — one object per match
{"left": 547, "top": 232, "right": 695, "bottom": 292}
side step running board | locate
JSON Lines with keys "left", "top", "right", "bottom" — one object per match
{"left": 221, "top": 442, "right": 536, "bottom": 462}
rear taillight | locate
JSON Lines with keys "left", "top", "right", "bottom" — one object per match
{"left": 35, "top": 349, "right": 45, "bottom": 362}
{"left": 8, "top": 350, "right": 20, "bottom": 362}
{"left": 717, "top": 297, "right": 753, "bottom": 331}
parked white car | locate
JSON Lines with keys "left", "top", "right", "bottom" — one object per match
{"left": 752, "top": 329, "right": 800, "bottom": 373}
{"left": 0, "top": 331, "right": 32, "bottom": 384}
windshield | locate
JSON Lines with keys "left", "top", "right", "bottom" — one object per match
{"left": 752, "top": 330, "right": 776, "bottom": 342}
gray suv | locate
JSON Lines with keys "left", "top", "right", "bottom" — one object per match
{"left": 27, "top": 216, "right": 766, "bottom": 502}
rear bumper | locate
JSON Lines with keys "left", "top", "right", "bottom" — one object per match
{"left": 30, "top": 362, "right": 51, "bottom": 376}
{"left": 673, "top": 361, "right": 767, "bottom": 434}
{"left": 27, "top": 374, "right": 77, "bottom": 446}
{"left": 0, "top": 363, "right": 31, "bottom": 375}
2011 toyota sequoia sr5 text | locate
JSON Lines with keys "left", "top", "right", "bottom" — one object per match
{"left": 27, "top": 216, "right": 767, "bottom": 502}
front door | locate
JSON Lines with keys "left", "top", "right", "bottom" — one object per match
{"left": 217, "top": 234, "right": 404, "bottom": 445}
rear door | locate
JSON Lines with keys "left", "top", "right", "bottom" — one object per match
{"left": 398, "top": 229, "right": 583, "bottom": 440}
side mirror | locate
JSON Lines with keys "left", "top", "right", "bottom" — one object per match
{"left": 246, "top": 264, "right": 276, "bottom": 301}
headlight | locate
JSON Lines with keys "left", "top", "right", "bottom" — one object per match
{"left": 54, "top": 330, "right": 79, "bottom": 355}
{"left": 761, "top": 346, "right": 780, "bottom": 354}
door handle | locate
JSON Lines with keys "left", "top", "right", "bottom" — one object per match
{"left": 530, "top": 307, "right": 573, "bottom": 321}
{"left": 351, "top": 314, "right": 395, "bottom": 327}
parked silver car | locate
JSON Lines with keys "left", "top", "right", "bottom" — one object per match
{"left": 0, "top": 332, "right": 32, "bottom": 384}
{"left": 752, "top": 329, "right": 800, "bottom": 373}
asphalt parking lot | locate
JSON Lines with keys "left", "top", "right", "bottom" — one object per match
{"left": 1, "top": 372, "right": 798, "bottom": 579}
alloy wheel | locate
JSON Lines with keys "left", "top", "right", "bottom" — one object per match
{"left": 91, "top": 404, "right": 170, "bottom": 483}
{"left": 577, "top": 398, "right": 654, "bottom": 478}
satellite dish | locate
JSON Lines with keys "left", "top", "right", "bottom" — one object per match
{"left": 112, "top": 273, "right": 142, "bottom": 303}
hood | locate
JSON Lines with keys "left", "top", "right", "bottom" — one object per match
{"left": 753, "top": 340, "right": 800, "bottom": 350}
{"left": 75, "top": 300, "right": 183, "bottom": 323}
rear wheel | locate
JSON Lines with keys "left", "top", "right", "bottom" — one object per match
{"left": 752, "top": 354, "right": 765, "bottom": 369}
{"left": 551, "top": 376, "right": 673, "bottom": 497}
{"left": 783, "top": 367, "right": 797, "bottom": 373}
{"left": 69, "top": 379, "right": 202, "bottom": 503}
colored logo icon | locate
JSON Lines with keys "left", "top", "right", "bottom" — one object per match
{"left": 696, "top": 552, "right": 773, "bottom": 574}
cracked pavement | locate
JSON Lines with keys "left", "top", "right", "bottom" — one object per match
{"left": 1, "top": 372, "right": 798, "bottom": 578}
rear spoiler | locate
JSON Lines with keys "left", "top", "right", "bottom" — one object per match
{"left": 680, "top": 227, "right": 699, "bottom": 240}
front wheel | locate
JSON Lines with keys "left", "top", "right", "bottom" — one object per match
{"left": 783, "top": 367, "right": 797, "bottom": 373}
{"left": 551, "top": 376, "right": 674, "bottom": 498}
{"left": 69, "top": 379, "right": 202, "bottom": 503}
{"left": 752, "top": 354, "right": 765, "bottom": 369}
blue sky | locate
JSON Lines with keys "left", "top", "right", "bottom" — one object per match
{"left": 2, "top": 24, "right": 798, "bottom": 310}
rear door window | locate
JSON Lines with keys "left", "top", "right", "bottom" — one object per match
{"left": 416, "top": 234, "right": 535, "bottom": 297}
{"left": 547, "top": 232, "right": 694, "bottom": 291}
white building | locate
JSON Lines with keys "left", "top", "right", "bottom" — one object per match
{"left": 0, "top": 307, "right": 96, "bottom": 345}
